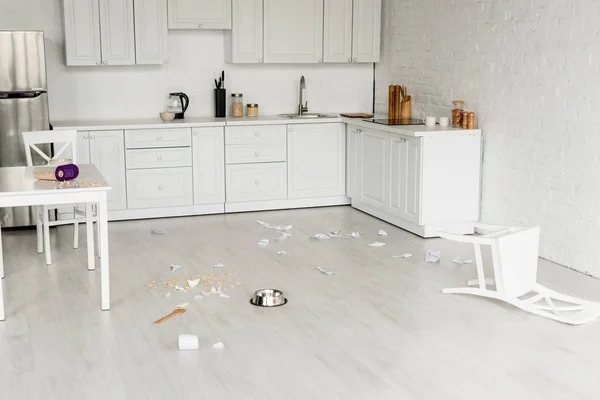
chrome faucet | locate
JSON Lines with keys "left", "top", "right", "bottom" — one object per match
{"left": 298, "top": 75, "right": 308, "bottom": 115}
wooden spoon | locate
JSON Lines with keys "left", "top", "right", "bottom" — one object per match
{"left": 153, "top": 308, "right": 186, "bottom": 325}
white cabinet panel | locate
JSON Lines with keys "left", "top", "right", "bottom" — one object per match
{"left": 226, "top": 144, "right": 286, "bottom": 164}
{"left": 192, "top": 127, "right": 225, "bottom": 205}
{"left": 324, "top": 0, "right": 353, "bottom": 63}
{"left": 89, "top": 130, "right": 127, "bottom": 211}
{"left": 125, "top": 128, "right": 191, "bottom": 149}
{"left": 98, "top": 0, "right": 135, "bottom": 65}
{"left": 346, "top": 125, "right": 360, "bottom": 198}
{"left": 226, "top": 163, "right": 287, "bottom": 203}
{"left": 227, "top": 0, "right": 263, "bottom": 63}
{"left": 127, "top": 167, "right": 193, "bottom": 209}
{"left": 225, "top": 125, "right": 286, "bottom": 145}
{"left": 264, "top": 0, "right": 324, "bottom": 63}
{"left": 389, "top": 136, "right": 422, "bottom": 224}
{"left": 168, "top": 0, "right": 232, "bottom": 29}
{"left": 76, "top": 131, "right": 92, "bottom": 164}
{"left": 134, "top": 0, "right": 168, "bottom": 65}
{"left": 352, "top": 0, "right": 381, "bottom": 62}
{"left": 63, "top": 0, "right": 102, "bottom": 66}
{"left": 288, "top": 123, "right": 346, "bottom": 199}
{"left": 126, "top": 147, "right": 192, "bottom": 169}
{"left": 358, "top": 129, "right": 388, "bottom": 209}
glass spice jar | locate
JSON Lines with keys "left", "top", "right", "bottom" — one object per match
{"left": 452, "top": 100, "right": 465, "bottom": 127}
{"left": 247, "top": 103, "right": 259, "bottom": 117}
{"left": 231, "top": 93, "right": 243, "bottom": 117}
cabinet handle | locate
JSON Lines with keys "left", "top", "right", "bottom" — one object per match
{"left": 90, "top": 135, "right": 96, "bottom": 139}
{"left": 157, "top": 136, "right": 162, "bottom": 140}
{"left": 158, "top": 185, "right": 164, "bottom": 190}
{"left": 255, "top": 180, "right": 260, "bottom": 185}
{"left": 254, "top": 151, "right": 260, "bottom": 156}
{"left": 193, "top": 130, "right": 198, "bottom": 135}
{"left": 198, "top": 24, "right": 203, "bottom": 28}
{"left": 164, "top": 60, "right": 168, "bottom": 64}
{"left": 259, "top": 58, "right": 263, "bottom": 63}
{"left": 288, "top": 128, "right": 293, "bottom": 133}
{"left": 254, "top": 132, "right": 260, "bottom": 137}
{"left": 157, "top": 156, "right": 163, "bottom": 161}
{"left": 96, "top": 61, "right": 100, "bottom": 65}
{"left": 102, "top": 60, "right": 108, "bottom": 65}
{"left": 318, "top": 58, "right": 323, "bottom": 63}
{"left": 353, "top": 58, "right": 358, "bottom": 62}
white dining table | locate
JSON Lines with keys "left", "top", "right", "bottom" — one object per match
{"left": 0, "top": 164, "right": 111, "bottom": 320}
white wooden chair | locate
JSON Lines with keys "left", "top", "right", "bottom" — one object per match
{"left": 438, "top": 223, "right": 600, "bottom": 325}
{"left": 22, "top": 130, "right": 98, "bottom": 268}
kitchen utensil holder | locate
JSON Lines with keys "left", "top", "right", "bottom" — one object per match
{"left": 401, "top": 100, "right": 411, "bottom": 119}
{"left": 214, "top": 89, "right": 226, "bottom": 118}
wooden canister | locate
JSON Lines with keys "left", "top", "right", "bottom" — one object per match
{"left": 388, "top": 85, "right": 396, "bottom": 120}
{"left": 400, "top": 100, "right": 411, "bottom": 119}
{"left": 467, "top": 112, "right": 475, "bottom": 129}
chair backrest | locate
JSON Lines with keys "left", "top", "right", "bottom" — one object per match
{"left": 21, "top": 130, "right": 77, "bottom": 166}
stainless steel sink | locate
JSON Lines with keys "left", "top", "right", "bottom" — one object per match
{"left": 279, "top": 113, "right": 336, "bottom": 119}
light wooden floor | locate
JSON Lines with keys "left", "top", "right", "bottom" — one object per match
{"left": 1, "top": 206, "right": 599, "bottom": 399}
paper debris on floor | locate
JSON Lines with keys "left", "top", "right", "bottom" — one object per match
{"left": 194, "top": 294, "right": 203, "bottom": 300}
{"left": 367, "top": 242, "right": 386, "bottom": 247}
{"left": 329, "top": 230, "right": 343, "bottom": 237}
{"left": 393, "top": 253, "right": 413, "bottom": 259}
{"left": 170, "top": 264, "right": 182, "bottom": 272}
{"left": 257, "top": 239, "right": 270, "bottom": 247}
{"left": 175, "top": 302, "right": 189, "bottom": 309}
{"left": 350, "top": 232, "right": 360, "bottom": 238}
{"left": 316, "top": 266, "right": 335, "bottom": 276}
{"left": 329, "top": 230, "right": 361, "bottom": 238}
{"left": 218, "top": 293, "right": 230, "bottom": 299}
{"left": 277, "top": 250, "right": 287, "bottom": 256}
{"left": 257, "top": 220, "right": 292, "bottom": 231}
{"left": 151, "top": 228, "right": 166, "bottom": 235}
{"left": 378, "top": 229, "right": 388, "bottom": 237}
{"left": 175, "top": 285, "right": 186, "bottom": 292}
{"left": 213, "top": 263, "right": 225, "bottom": 269}
{"left": 453, "top": 257, "right": 473, "bottom": 265}
{"left": 201, "top": 290, "right": 212, "bottom": 296}
{"left": 165, "top": 292, "right": 171, "bottom": 299}
{"left": 188, "top": 278, "right": 200, "bottom": 289}
{"left": 277, "top": 232, "right": 292, "bottom": 241}
{"left": 426, "top": 251, "right": 441, "bottom": 263}
{"left": 212, "top": 342, "right": 225, "bottom": 351}
{"left": 310, "top": 233, "right": 331, "bottom": 240}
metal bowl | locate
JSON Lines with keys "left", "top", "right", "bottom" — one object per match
{"left": 250, "top": 289, "right": 287, "bottom": 307}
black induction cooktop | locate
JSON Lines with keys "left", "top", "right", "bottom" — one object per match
{"left": 364, "top": 118, "right": 425, "bottom": 126}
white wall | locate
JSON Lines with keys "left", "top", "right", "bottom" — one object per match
{"left": 377, "top": 0, "right": 600, "bottom": 276}
{"left": 0, "top": 0, "right": 373, "bottom": 121}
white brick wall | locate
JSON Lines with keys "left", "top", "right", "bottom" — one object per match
{"left": 376, "top": 0, "right": 600, "bottom": 277}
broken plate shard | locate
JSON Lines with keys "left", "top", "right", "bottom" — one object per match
{"left": 170, "top": 264, "right": 182, "bottom": 272}
{"left": 310, "top": 233, "right": 331, "bottom": 240}
{"left": 257, "top": 220, "right": 292, "bottom": 231}
{"left": 213, "top": 263, "right": 225, "bottom": 269}
{"left": 393, "top": 253, "right": 413, "bottom": 259}
{"left": 174, "top": 285, "right": 186, "bottom": 292}
{"left": 165, "top": 292, "right": 171, "bottom": 299}
{"left": 188, "top": 278, "right": 200, "bottom": 289}
{"left": 316, "top": 266, "right": 335, "bottom": 276}
{"left": 329, "top": 230, "right": 343, "bottom": 237}
{"left": 426, "top": 251, "right": 441, "bottom": 263}
{"left": 350, "top": 232, "right": 360, "bottom": 238}
{"left": 212, "top": 342, "right": 225, "bottom": 351}
{"left": 257, "top": 239, "right": 270, "bottom": 248}
{"left": 378, "top": 230, "right": 388, "bottom": 237}
{"left": 367, "top": 242, "right": 386, "bottom": 247}
{"left": 201, "top": 290, "right": 211, "bottom": 297}
{"left": 175, "top": 302, "right": 189, "bottom": 309}
{"left": 277, "top": 250, "right": 287, "bottom": 256}
{"left": 277, "top": 232, "right": 292, "bottom": 241}
{"left": 218, "top": 293, "right": 230, "bottom": 299}
{"left": 453, "top": 257, "right": 473, "bottom": 265}
{"left": 194, "top": 294, "right": 203, "bottom": 300}
{"left": 151, "top": 228, "right": 166, "bottom": 235}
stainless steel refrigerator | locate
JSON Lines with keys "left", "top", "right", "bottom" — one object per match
{"left": 0, "top": 31, "right": 51, "bottom": 227}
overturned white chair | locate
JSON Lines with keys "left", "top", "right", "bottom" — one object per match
{"left": 438, "top": 223, "right": 600, "bottom": 325}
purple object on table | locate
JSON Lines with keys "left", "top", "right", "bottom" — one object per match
{"left": 55, "top": 164, "right": 79, "bottom": 181}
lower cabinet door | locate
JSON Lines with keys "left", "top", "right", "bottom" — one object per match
{"left": 89, "top": 130, "right": 127, "bottom": 211}
{"left": 358, "top": 129, "right": 388, "bottom": 209}
{"left": 226, "top": 163, "right": 287, "bottom": 202}
{"left": 192, "top": 127, "right": 225, "bottom": 204}
{"left": 127, "top": 167, "right": 193, "bottom": 209}
{"left": 389, "top": 136, "right": 422, "bottom": 224}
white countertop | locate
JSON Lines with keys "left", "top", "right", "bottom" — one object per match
{"left": 341, "top": 117, "right": 482, "bottom": 137}
{"left": 52, "top": 115, "right": 343, "bottom": 131}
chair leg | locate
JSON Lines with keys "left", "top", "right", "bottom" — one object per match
{"left": 42, "top": 207, "right": 51, "bottom": 265}
{"left": 95, "top": 205, "right": 101, "bottom": 258}
{"left": 0, "top": 223, "right": 4, "bottom": 279}
{"left": 73, "top": 208, "right": 79, "bottom": 249}
{"left": 86, "top": 203, "right": 95, "bottom": 271}
{"left": 36, "top": 206, "right": 43, "bottom": 254}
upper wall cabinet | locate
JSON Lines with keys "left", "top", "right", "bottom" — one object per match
{"left": 323, "top": 0, "right": 353, "bottom": 63}
{"left": 62, "top": 0, "right": 168, "bottom": 66}
{"left": 352, "top": 0, "right": 382, "bottom": 62}
{"left": 167, "top": 0, "right": 232, "bottom": 30}
{"left": 263, "top": 0, "right": 324, "bottom": 63}
{"left": 225, "top": 0, "right": 263, "bottom": 63}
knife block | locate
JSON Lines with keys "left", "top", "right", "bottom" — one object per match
{"left": 400, "top": 100, "right": 411, "bottom": 119}
{"left": 214, "top": 89, "right": 226, "bottom": 118}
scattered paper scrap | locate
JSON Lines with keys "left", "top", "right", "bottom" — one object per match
{"left": 258, "top": 220, "right": 292, "bottom": 231}
{"left": 175, "top": 285, "right": 186, "bottom": 292}
{"left": 194, "top": 294, "right": 203, "bottom": 300}
{"left": 170, "top": 264, "right": 182, "bottom": 272}
{"left": 426, "top": 251, "right": 441, "bottom": 263}
{"left": 201, "top": 290, "right": 211, "bottom": 296}
{"left": 329, "top": 230, "right": 343, "bottom": 237}
{"left": 175, "top": 302, "right": 189, "bottom": 309}
{"left": 277, "top": 250, "right": 287, "bottom": 256}
{"left": 188, "top": 278, "right": 200, "bottom": 289}
{"left": 212, "top": 342, "right": 225, "bottom": 351}
{"left": 218, "top": 293, "right": 230, "bottom": 299}
{"left": 211, "top": 287, "right": 218, "bottom": 295}
{"left": 165, "top": 292, "right": 171, "bottom": 299}
{"left": 151, "top": 228, "right": 166, "bottom": 235}
{"left": 257, "top": 239, "right": 270, "bottom": 248}
{"left": 213, "top": 263, "right": 225, "bottom": 269}
{"left": 378, "top": 230, "right": 388, "bottom": 237}
{"left": 367, "top": 242, "right": 386, "bottom": 247}
{"left": 350, "top": 232, "right": 360, "bottom": 238}
{"left": 453, "top": 257, "right": 473, "bottom": 265}
{"left": 310, "top": 233, "right": 331, "bottom": 240}
{"left": 329, "top": 230, "right": 361, "bottom": 238}
{"left": 316, "top": 266, "right": 335, "bottom": 276}
{"left": 393, "top": 253, "right": 413, "bottom": 259}
{"left": 277, "top": 232, "right": 292, "bottom": 241}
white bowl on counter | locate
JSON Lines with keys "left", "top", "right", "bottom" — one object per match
{"left": 160, "top": 112, "right": 176, "bottom": 122}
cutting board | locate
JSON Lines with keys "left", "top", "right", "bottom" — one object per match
{"left": 340, "top": 113, "right": 374, "bottom": 118}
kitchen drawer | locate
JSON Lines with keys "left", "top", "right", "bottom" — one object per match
{"left": 225, "top": 125, "right": 286, "bottom": 145}
{"left": 127, "top": 167, "right": 193, "bottom": 209}
{"left": 226, "top": 163, "right": 287, "bottom": 202}
{"left": 126, "top": 147, "right": 192, "bottom": 169}
{"left": 125, "top": 128, "right": 191, "bottom": 149}
{"left": 226, "top": 143, "right": 286, "bottom": 164}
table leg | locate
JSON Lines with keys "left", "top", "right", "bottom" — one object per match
{"left": 42, "top": 206, "right": 51, "bottom": 265}
{"left": 0, "top": 223, "right": 4, "bottom": 320}
{"left": 36, "top": 205, "right": 43, "bottom": 254}
{"left": 86, "top": 203, "right": 95, "bottom": 271}
{"left": 0, "top": 222, "right": 4, "bottom": 279}
{"left": 98, "top": 193, "right": 110, "bottom": 311}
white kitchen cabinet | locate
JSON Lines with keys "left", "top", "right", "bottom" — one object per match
{"left": 98, "top": 0, "right": 135, "bottom": 65}
{"left": 134, "top": 0, "right": 168, "bottom": 65}
{"left": 389, "top": 136, "right": 422, "bottom": 225}
{"left": 63, "top": 0, "right": 102, "bottom": 66}
{"left": 263, "top": 0, "right": 324, "bottom": 63}
{"left": 225, "top": 0, "right": 263, "bottom": 63}
{"left": 127, "top": 167, "right": 193, "bottom": 209}
{"left": 358, "top": 129, "right": 388, "bottom": 209}
{"left": 323, "top": 0, "right": 353, "bottom": 63}
{"left": 167, "top": 0, "right": 232, "bottom": 30}
{"left": 288, "top": 123, "right": 346, "bottom": 199}
{"left": 352, "top": 0, "right": 382, "bottom": 62}
{"left": 192, "top": 127, "right": 225, "bottom": 205}
{"left": 226, "top": 163, "right": 287, "bottom": 203}
{"left": 89, "top": 130, "right": 128, "bottom": 210}
{"left": 346, "top": 125, "right": 360, "bottom": 198}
